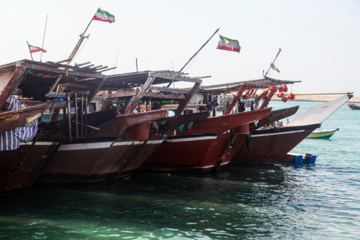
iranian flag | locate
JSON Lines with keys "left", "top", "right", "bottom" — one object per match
{"left": 217, "top": 35, "right": 240, "bottom": 53}
{"left": 271, "top": 63, "right": 280, "bottom": 73}
{"left": 27, "top": 43, "right": 46, "bottom": 53}
{"left": 92, "top": 8, "right": 115, "bottom": 23}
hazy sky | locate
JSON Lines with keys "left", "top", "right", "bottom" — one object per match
{"left": 1, "top": 0, "right": 359, "bottom": 95}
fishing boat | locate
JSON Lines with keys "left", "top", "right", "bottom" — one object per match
{"left": 40, "top": 70, "right": 207, "bottom": 182}
{"left": 144, "top": 107, "right": 271, "bottom": 173}
{"left": 0, "top": 59, "right": 108, "bottom": 193}
{"left": 231, "top": 94, "right": 352, "bottom": 165}
{"left": 348, "top": 103, "right": 360, "bottom": 110}
{"left": 306, "top": 128, "right": 339, "bottom": 139}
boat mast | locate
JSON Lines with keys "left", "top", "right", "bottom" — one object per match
{"left": 40, "top": 15, "right": 48, "bottom": 62}
{"left": 66, "top": 14, "right": 95, "bottom": 65}
{"left": 264, "top": 48, "right": 282, "bottom": 77}
{"left": 179, "top": 28, "right": 220, "bottom": 73}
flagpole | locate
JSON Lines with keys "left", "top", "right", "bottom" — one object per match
{"left": 114, "top": 48, "right": 119, "bottom": 74}
{"left": 264, "top": 48, "right": 282, "bottom": 77}
{"left": 179, "top": 28, "right": 220, "bottom": 72}
{"left": 40, "top": 15, "right": 48, "bottom": 62}
{"left": 26, "top": 41, "right": 34, "bottom": 61}
{"left": 66, "top": 12, "right": 95, "bottom": 65}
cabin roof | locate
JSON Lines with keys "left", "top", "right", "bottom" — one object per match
{"left": 0, "top": 59, "right": 201, "bottom": 92}
{"left": 197, "top": 77, "right": 301, "bottom": 94}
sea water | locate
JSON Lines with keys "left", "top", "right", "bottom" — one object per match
{"left": 0, "top": 101, "right": 359, "bottom": 240}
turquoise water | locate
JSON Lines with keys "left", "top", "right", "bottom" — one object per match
{"left": 1, "top": 101, "right": 360, "bottom": 239}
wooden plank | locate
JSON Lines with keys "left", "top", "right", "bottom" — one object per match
{"left": 0, "top": 67, "right": 27, "bottom": 109}
{"left": 19, "top": 62, "right": 103, "bottom": 79}
{"left": 74, "top": 92, "right": 79, "bottom": 140}
{"left": 67, "top": 93, "right": 72, "bottom": 142}
{"left": 124, "top": 75, "right": 156, "bottom": 114}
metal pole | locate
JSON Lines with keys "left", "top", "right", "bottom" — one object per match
{"left": 40, "top": 15, "right": 48, "bottom": 62}
{"left": 66, "top": 16, "right": 94, "bottom": 65}
{"left": 264, "top": 48, "right": 282, "bottom": 77}
{"left": 179, "top": 28, "right": 220, "bottom": 72}
{"left": 114, "top": 48, "right": 119, "bottom": 74}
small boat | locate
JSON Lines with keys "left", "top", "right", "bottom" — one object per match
{"left": 306, "top": 128, "right": 339, "bottom": 139}
{"left": 348, "top": 103, "right": 360, "bottom": 110}
{"left": 279, "top": 152, "right": 317, "bottom": 164}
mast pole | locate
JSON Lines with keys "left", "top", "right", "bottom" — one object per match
{"left": 179, "top": 28, "right": 220, "bottom": 72}
{"left": 66, "top": 14, "right": 95, "bottom": 65}
{"left": 40, "top": 15, "right": 48, "bottom": 62}
{"left": 264, "top": 48, "right": 282, "bottom": 77}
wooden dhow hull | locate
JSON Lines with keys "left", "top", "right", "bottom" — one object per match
{"left": 0, "top": 140, "right": 59, "bottom": 194}
{"left": 230, "top": 123, "right": 321, "bottom": 165}
{"left": 41, "top": 132, "right": 167, "bottom": 181}
{"left": 144, "top": 108, "right": 272, "bottom": 173}
{"left": 40, "top": 110, "right": 169, "bottom": 182}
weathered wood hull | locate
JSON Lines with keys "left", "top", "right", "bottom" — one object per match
{"left": 0, "top": 141, "right": 59, "bottom": 194}
{"left": 41, "top": 132, "right": 167, "bottom": 181}
{"left": 144, "top": 108, "right": 271, "bottom": 173}
{"left": 230, "top": 123, "right": 321, "bottom": 165}
{"left": 40, "top": 110, "right": 169, "bottom": 182}
{"left": 0, "top": 103, "right": 46, "bottom": 133}
{"left": 144, "top": 133, "right": 230, "bottom": 173}
{"left": 175, "top": 108, "right": 272, "bottom": 135}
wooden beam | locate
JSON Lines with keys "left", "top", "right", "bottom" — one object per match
{"left": 0, "top": 67, "right": 27, "bottom": 109}
{"left": 19, "top": 62, "right": 103, "bottom": 79}
{"left": 124, "top": 75, "right": 156, "bottom": 114}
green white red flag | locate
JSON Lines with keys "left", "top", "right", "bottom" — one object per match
{"left": 27, "top": 43, "right": 46, "bottom": 53}
{"left": 271, "top": 63, "right": 280, "bottom": 73}
{"left": 216, "top": 35, "right": 240, "bottom": 53}
{"left": 92, "top": 8, "right": 115, "bottom": 23}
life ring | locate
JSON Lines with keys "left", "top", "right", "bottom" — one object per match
{"left": 244, "top": 88, "right": 255, "bottom": 99}
{"left": 259, "top": 90, "right": 269, "bottom": 99}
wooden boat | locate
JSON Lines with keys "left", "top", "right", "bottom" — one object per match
{"left": 0, "top": 59, "right": 205, "bottom": 192}
{"left": 279, "top": 152, "right": 317, "bottom": 164}
{"left": 144, "top": 108, "right": 271, "bottom": 173}
{"left": 40, "top": 70, "right": 205, "bottom": 182}
{"left": 348, "top": 103, "right": 360, "bottom": 110}
{"left": 306, "top": 128, "right": 339, "bottom": 139}
{"left": 143, "top": 81, "right": 282, "bottom": 173}
{"left": 231, "top": 94, "right": 352, "bottom": 165}
{"left": 231, "top": 123, "right": 321, "bottom": 165}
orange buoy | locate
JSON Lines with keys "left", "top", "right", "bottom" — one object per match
{"left": 268, "top": 85, "right": 277, "bottom": 92}
{"left": 282, "top": 97, "right": 288, "bottom": 102}
{"left": 278, "top": 84, "right": 288, "bottom": 92}
{"left": 288, "top": 93, "right": 295, "bottom": 100}
{"left": 277, "top": 92, "right": 284, "bottom": 98}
